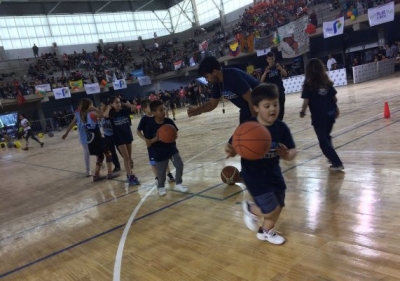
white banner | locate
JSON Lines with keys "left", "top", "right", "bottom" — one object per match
{"left": 278, "top": 16, "right": 310, "bottom": 58}
{"left": 138, "top": 76, "right": 152, "bottom": 86}
{"left": 323, "top": 17, "right": 344, "bottom": 38}
{"left": 113, "top": 79, "right": 127, "bottom": 90}
{"left": 256, "top": 48, "right": 271, "bottom": 57}
{"left": 52, "top": 87, "right": 71, "bottom": 100}
{"left": 84, "top": 83, "right": 101, "bottom": 95}
{"left": 368, "top": 1, "right": 395, "bottom": 27}
{"left": 35, "top": 84, "right": 51, "bottom": 92}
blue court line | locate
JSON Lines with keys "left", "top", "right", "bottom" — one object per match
{"left": 1, "top": 115, "right": 398, "bottom": 278}
{"left": 0, "top": 183, "right": 223, "bottom": 279}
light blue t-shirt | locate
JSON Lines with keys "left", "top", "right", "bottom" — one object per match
{"left": 75, "top": 111, "right": 97, "bottom": 144}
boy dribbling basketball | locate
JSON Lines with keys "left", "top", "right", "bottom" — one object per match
{"left": 225, "top": 83, "right": 297, "bottom": 244}
{"left": 144, "top": 100, "right": 188, "bottom": 196}
{"left": 137, "top": 99, "right": 176, "bottom": 187}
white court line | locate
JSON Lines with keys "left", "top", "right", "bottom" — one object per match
{"left": 113, "top": 140, "right": 227, "bottom": 281}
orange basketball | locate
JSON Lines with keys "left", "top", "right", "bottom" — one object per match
{"left": 158, "top": 124, "right": 177, "bottom": 143}
{"left": 89, "top": 112, "right": 98, "bottom": 122}
{"left": 232, "top": 121, "right": 271, "bottom": 160}
{"left": 220, "top": 166, "right": 240, "bottom": 185}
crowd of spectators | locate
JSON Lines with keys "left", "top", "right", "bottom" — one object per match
{"left": 233, "top": 0, "right": 308, "bottom": 38}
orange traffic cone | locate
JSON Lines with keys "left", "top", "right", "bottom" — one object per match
{"left": 384, "top": 102, "right": 390, "bottom": 118}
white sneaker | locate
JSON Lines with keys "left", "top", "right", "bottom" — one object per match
{"left": 175, "top": 184, "right": 188, "bottom": 192}
{"left": 158, "top": 187, "right": 166, "bottom": 196}
{"left": 256, "top": 228, "right": 285, "bottom": 245}
{"left": 242, "top": 201, "right": 259, "bottom": 231}
{"left": 329, "top": 164, "right": 345, "bottom": 171}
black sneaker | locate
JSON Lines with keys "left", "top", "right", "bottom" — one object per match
{"left": 40, "top": 142, "right": 44, "bottom": 148}
{"left": 113, "top": 167, "right": 121, "bottom": 172}
{"left": 22, "top": 147, "right": 29, "bottom": 151}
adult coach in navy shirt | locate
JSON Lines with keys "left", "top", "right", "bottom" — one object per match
{"left": 187, "top": 56, "right": 260, "bottom": 123}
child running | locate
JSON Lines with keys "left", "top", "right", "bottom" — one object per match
{"left": 300, "top": 58, "right": 344, "bottom": 171}
{"left": 136, "top": 99, "right": 175, "bottom": 187}
{"left": 19, "top": 113, "right": 44, "bottom": 150}
{"left": 144, "top": 100, "right": 188, "bottom": 196}
{"left": 225, "top": 83, "right": 297, "bottom": 244}
{"left": 103, "top": 96, "right": 140, "bottom": 186}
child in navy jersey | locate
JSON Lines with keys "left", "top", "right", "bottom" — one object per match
{"left": 136, "top": 99, "right": 175, "bottom": 187}
{"left": 144, "top": 100, "right": 188, "bottom": 196}
{"left": 225, "top": 83, "right": 297, "bottom": 245}
{"left": 103, "top": 96, "right": 139, "bottom": 186}
{"left": 300, "top": 58, "right": 344, "bottom": 171}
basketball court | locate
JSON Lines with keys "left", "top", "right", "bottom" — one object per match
{"left": 1, "top": 73, "right": 400, "bottom": 280}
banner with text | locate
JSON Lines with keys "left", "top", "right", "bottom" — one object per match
{"left": 368, "top": 1, "right": 394, "bottom": 27}
{"left": 131, "top": 69, "right": 144, "bottom": 77}
{"left": 53, "top": 87, "right": 71, "bottom": 100}
{"left": 278, "top": 16, "right": 310, "bottom": 58}
{"left": 84, "top": 83, "right": 101, "bottom": 95}
{"left": 323, "top": 17, "right": 344, "bottom": 38}
{"left": 138, "top": 76, "right": 152, "bottom": 86}
{"left": 113, "top": 79, "right": 127, "bottom": 90}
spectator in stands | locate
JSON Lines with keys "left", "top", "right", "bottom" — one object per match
{"left": 327, "top": 55, "right": 337, "bottom": 71}
{"left": 32, "top": 44, "right": 39, "bottom": 58}
{"left": 260, "top": 52, "right": 287, "bottom": 121}
{"left": 309, "top": 10, "right": 318, "bottom": 27}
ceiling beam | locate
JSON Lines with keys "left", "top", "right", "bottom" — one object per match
{"left": 95, "top": 1, "right": 111, "bottom": 13}
{"left": 48, "top": 1, "right": 61, "bottom": 15}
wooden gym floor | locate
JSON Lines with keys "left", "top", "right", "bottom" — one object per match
{"left": 1, "top": 73, "right": 400, "bottom": 281}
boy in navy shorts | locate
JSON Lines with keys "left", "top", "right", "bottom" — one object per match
{"left": 225, "top": 83, "right": 297, "bottom": 244}
{"left": 144, "top": 100, "right": 188, "bottom": 196}
{"left": 137, "top": 99, "right": 175, "bottom": 187}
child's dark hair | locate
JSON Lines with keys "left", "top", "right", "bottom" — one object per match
{"left": 266, "top": 52, "right": 275, "bottom": 58}
{"left": 198, "top": 56, "right": 221, "bottom": 77}
{"left": 303, "top": 58, "right": 333, "bottom": 91}
{"left": 141, "top": 99, "right": 151, "bottom": 109}
{"left": 150, "top": 100, "right": 164, "bottom": 112}
{"left": 251, "top": 83, "right": 279, "bottom": 106}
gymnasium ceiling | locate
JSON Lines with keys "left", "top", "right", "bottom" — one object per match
{"left": 0, "top": 0, "right": 185, "bottom": 16}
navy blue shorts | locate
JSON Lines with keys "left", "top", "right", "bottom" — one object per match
{"left": 253, "top": 192, "right": 285, "bottom": 214}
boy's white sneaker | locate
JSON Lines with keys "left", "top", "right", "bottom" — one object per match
{"left": 175, "top": 184, "right": 188, "bottom": 192}
{"left": 158, "top": 187, "right": 166, "bottom": 196}
{"left": 242, "top": 201, "right": 259, "bottom": 232}
{"left": 256, "top": 228, "right": 285, "bottom": 245}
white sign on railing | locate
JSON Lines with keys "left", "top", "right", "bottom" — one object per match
{"left": 368, "top": 1, "right": 395, "bottom": 27}
{"left": 52, "top": 87, "right": 71, "bottom": 100}
{"left": 84, "top": 83, "right": 101, "bottom": 95}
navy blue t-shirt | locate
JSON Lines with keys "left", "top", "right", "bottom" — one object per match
{"left": 301, "top": 85, "right": 338, "bottom": 126}
{"left": 211, "top": 68, "right": 260, "bottom": 120}
{"left": 236, "top": 118, "right": 295, "bottom": 196}
{"left": 109, "top": 108, "right": 133, "bottom": 146}
{"left": 262, "top": 64, "right": 285, "bottom": 93}
{"left": 143, "top": 117, "right": 179, "bottom": 162}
